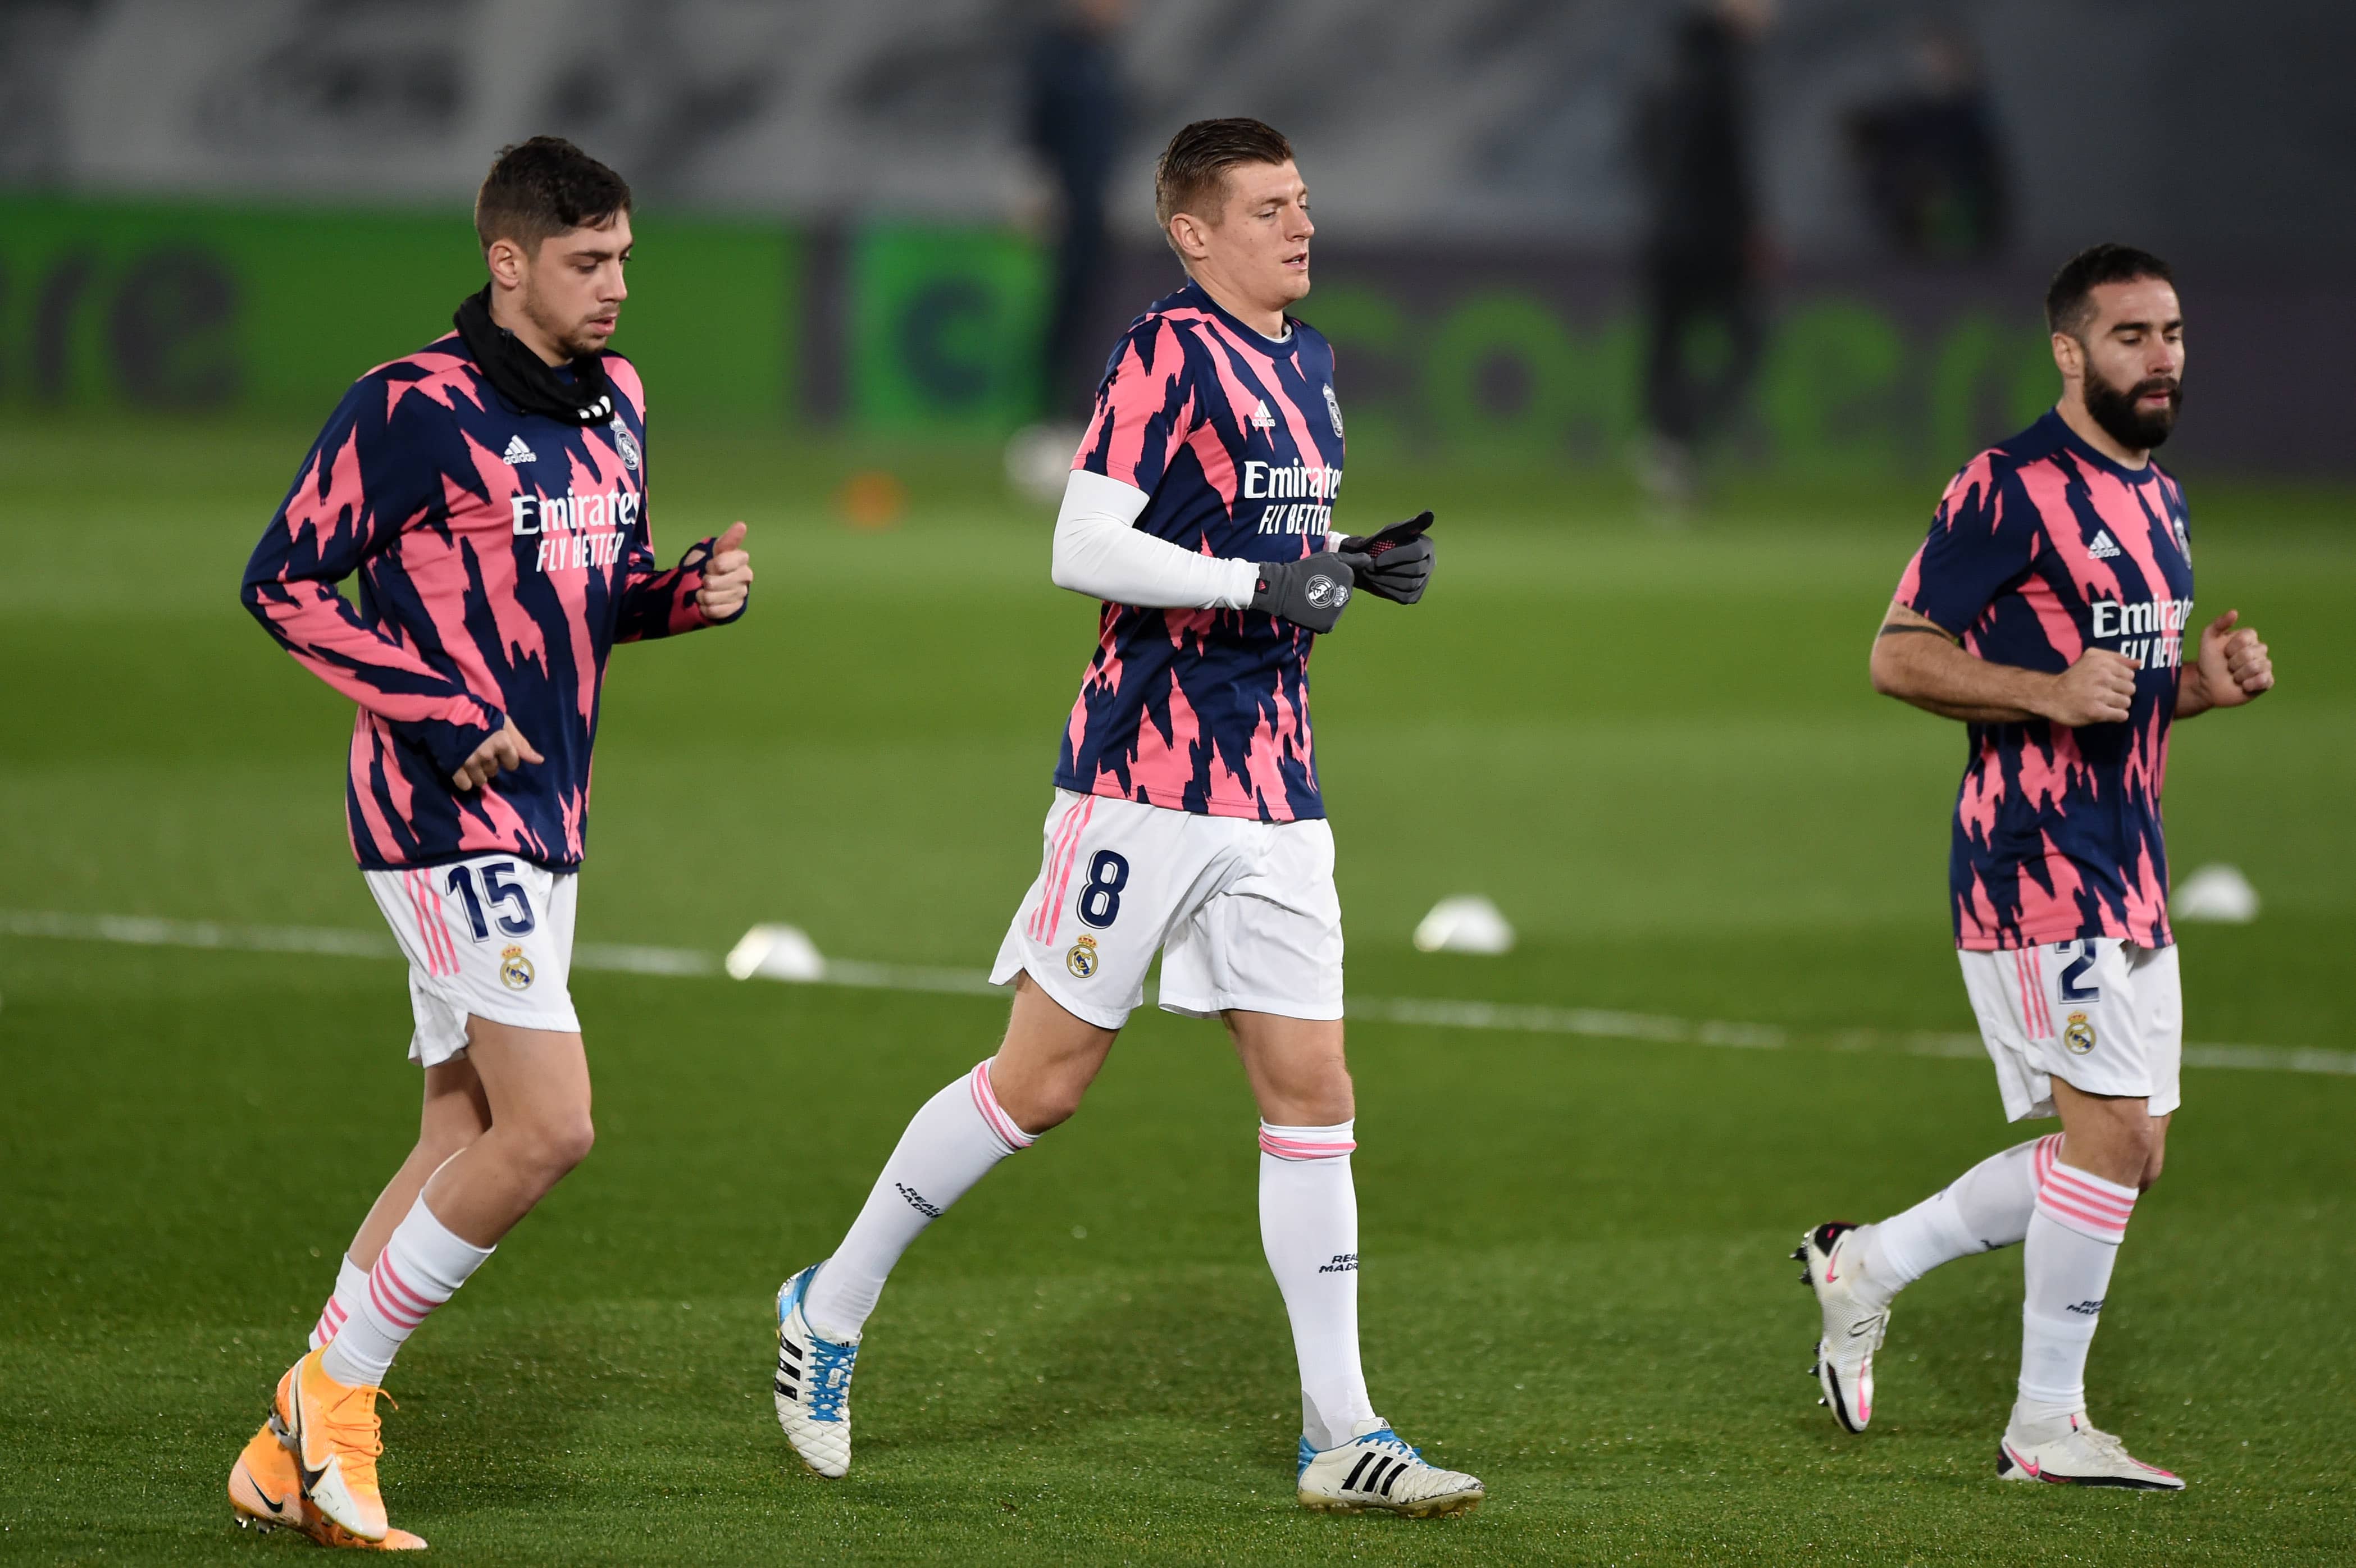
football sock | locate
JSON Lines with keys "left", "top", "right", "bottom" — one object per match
{"left": 1854, "top": 1134, "right": 2048, "bottom": 1310}
{"left": 318, "top": 1197, "right": 493, "bottom": 1388}
{"left": 2014, "top": 1148, "right": 2137, "bottom": 1432}
{"left": 1259, "top": 1120, "right": 1378, "bottom": 1452}
{"left": 802, "top": 1060, "right": 1036, "bottom": 1343}
{"left": 307, "top": 1254, "right": 370, "bottom": 1351}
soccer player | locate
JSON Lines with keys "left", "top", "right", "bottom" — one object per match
{"left": 768, "top": 118, "right": 1478, "bottom": 1517}
{"left": 1796, "top": 244, "right": 2273, "bottom": 1488}
{"left": 225, "top": 138, "right": 753, "bottom": 1548}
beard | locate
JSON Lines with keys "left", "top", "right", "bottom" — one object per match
{"left": 2082, "top": 365, "right": 2182, "bottom": 451}
{"left": 520, "top": 282, "right": 610, "bottom": 361}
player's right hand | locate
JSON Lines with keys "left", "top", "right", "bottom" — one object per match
{"left": 1250, "top": 553, "right": 1356, "bottom": 634}
{"left": 452, "top": 718, "right": 545, "bottom": 791}
{"left": 2043, "top": 649, "right": 2140, "bottom": 727}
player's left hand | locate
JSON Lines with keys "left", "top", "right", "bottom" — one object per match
{"left": 2194, "top": 609, "right": 2272, "bottom": 708}
{"left": 691, "top": 521, "right": 753, "bottom": 622}
{"left": 1334, "top": 510, "right": 1436, "bottom": 604}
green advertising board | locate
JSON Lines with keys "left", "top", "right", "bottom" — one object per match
{"left": 0, "top": 197, "right": 797, "bottom": 427}
{"left": 847, "top": 224, "right": 1049, "bottom": 436}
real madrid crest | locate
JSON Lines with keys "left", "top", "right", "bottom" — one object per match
{"left": 610, "top": 416, "right": 640, "bottom": 473}
{"left": 500, "top": 943, "right": 536, "bottom": 991}
{"left": 1065, "top": 935, "right": 1099, "bottom": 979}
{"left": 2062, "top": 1010, "right": 2095, "bottom": 1055}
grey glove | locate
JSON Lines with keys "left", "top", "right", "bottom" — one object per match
{"left": 1250, "top": 552, "right": 1356, "bottom": 633}
{"left": 1334, "top": 510, "right": 1434, "bottom": 604}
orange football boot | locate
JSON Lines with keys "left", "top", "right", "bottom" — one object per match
{"left": 231, "top": 1411, "right": 427, "bottom": 1549}
{"left": 276, "top": 1348, "right": 390, "bottom": 1542}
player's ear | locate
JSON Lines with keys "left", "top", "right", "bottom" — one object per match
{"left": 486, "top": 236, "right": 527, "bottom": 292}
{"left": 2050, "top": 331, "right": 2081, "bottom": 382}
{"left": 1169, "top": 213, "right": 1207, "bottom": 265}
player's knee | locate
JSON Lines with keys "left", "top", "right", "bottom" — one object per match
{"left": 1007, "top": 1071, "right": 1090, "bottom": 1134}
{"left": 2138, "top": 1144, "right": 2165, "bottom": 1193}
{"left": 521, "top": 1111, "right": 596, "bottom": 1178}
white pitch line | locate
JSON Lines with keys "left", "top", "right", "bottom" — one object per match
{"left": 4, "top": 908, "right": 2351, "bottom": 1078}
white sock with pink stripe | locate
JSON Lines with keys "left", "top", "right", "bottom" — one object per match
{"left": 307, "top": 1254, "right": 370, "bottom": 1351}
{"left": 1259, "top": 1120, "right": 1377, "bottom": 1452}
{"left": 2015, "top": 1150, "right": 2138, "bottom": 1432}
{"left": 802, "top": 1060, "right": 1036, "bottom": 1344}
{"left": 318, "top": 1197, "right": 494, "bottom": 1388}
{"left": 1853, "top": 1135, "right": 2048, "bottom": 1310}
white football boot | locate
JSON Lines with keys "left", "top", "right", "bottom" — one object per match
{"left": 1997, "top": 1413, "right": 2184, "bottom": 1490}
{"left": 1794, "top": 1221, "right": 1889, "bottom": 1433}
{"left": 1296, "top": 1418, "right": 1484, "bottom": 1517}
{"left": 773, "top": 1264, "right": 859, "bottom": 1479}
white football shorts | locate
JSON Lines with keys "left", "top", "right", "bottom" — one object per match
{"left": 1958, "top": 938, "right": 2181, "bottom": 1122}
{"left": 363, "top": 854, "right": 581, "bottom": 1066}
{"left": 990, "top": 790, "right": 1345, "bottom": 1031}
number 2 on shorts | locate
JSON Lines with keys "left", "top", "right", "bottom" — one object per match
{"left": 2056, "top": 940, "right": 2101, "bottom": 1004}
{"left": 1076, "top": 850, "right": 1129, "bottom": 929}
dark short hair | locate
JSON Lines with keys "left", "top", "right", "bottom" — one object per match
{"left": 1154, "top": 117, "right": 1294, "bottom": 247}
{"left": 474, "top": 136, "right": 632, "bottom": 256}
{"left": 2045, "top": 243, "right": 2174, "bottom": 338}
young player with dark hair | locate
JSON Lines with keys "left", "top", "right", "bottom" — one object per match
{"left": 225, "top": 136, "right": 753, "bottom": 1548}
{"left": 767, "top": 117, "right": 1475, "bottom": 1517}
{"left": 1796, "top": 244, "right": 2273, "bottom": 1488}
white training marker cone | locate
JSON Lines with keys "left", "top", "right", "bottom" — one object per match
{"left": 1412, "top": 895, "right": 1516, "bottom": 955}
{"left": 2172, "top": 864, "right": 2259, "bottom": 924}
{"left": 725, "top": 924, "right": 827, "bottom": 981}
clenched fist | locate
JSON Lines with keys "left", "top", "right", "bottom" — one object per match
{"left": 2041, "top": 648, "right": 2140, "bottom": 727}
{"left": 694, "top": 521, "right": 753, "bottom": 622}
{"left": 2191, "top": 609, "right": 2272, "bottom": 709}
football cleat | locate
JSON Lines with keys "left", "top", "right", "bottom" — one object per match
{"left": 1997, "top": 1414, "right": 2185, "bottom": 1490}
{"left": 229, "top": 1417, "right": 306, "bottom": 1532}
{"left": 231, "top": 1411, "right": 427, "bottom": 1548}
{"left": 1296, "top": 1418, "right": 1484, "bottom": 1517}
{"left": 774, "top": 1264, "right": 859, "bottom": 1479}
{"left": 1795, "top": 1221, "right": 1889, "bottom": 1433}
{"left": 277, "top": 1348, "right": 390, "bottom": 1542}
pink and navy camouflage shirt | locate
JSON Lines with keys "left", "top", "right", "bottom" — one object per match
{"left": 1898, "top": 411, "right": 2196, "bottom": 951}
{"left": 1057, "top": 281, "right": 1346, "bottom": 822}
{"left": 240, "top": 333, "right": 726, "bottom": 872}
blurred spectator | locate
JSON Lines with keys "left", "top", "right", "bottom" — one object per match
{"left": 1023, "top": 0, "right": 1130, "bottom": 420}
{"left": 1845, "top": 23, "right": 2010, "bottom": 261}
{"left": 1634, "top": 0, "right": 1774, "bottom": 509}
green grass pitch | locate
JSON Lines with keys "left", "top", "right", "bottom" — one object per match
{"left": 2, "top": 422, "right": 2351, "bottom": 1564}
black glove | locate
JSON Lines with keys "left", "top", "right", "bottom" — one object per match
{"left": 1334, "top": 510, "right": 1435, "bottom": 604}
{"left": 1249, "top": 552, "right": 1356, "bottom": 633}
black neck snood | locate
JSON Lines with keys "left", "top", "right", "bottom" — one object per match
{"left": 453, "top": 286, "right": 615, "bottom": 426}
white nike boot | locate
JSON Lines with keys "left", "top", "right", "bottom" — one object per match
{"left": 773, "top": 1264, "right": 859, "bottom": 1478}
{"left": 1794, "top": 1221, "right": 1889, "bottom": 1432}
{"left": 1998, "top": 1412, "right": 2184, "bottom": 1489}
{"left": 1296, "top": 1418, "right": 1484, "bottom": 1517}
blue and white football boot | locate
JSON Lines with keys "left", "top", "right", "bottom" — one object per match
{"left": 773, "top": 1264, "right": 859, "bottom": 1478}
{"left": 1296, "top": 1417, "right": 1484, "bottom": 1517}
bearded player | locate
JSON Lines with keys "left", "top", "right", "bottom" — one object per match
{"left": 225, "top": 138, "right": 753, "bottom": 1548}
{"left": 766, "top": 119, "right": 1477, "bottom": 1517}
{"left": 1795, "top": 244, "right": 2273, "bottom": 1488}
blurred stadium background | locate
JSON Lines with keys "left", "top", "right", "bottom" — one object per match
{"left": 3, "top": 2, "right": 2351, "bottom": 1562}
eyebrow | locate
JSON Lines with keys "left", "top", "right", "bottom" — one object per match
{"left": 2108, "top": 317, "right": 2184, "bottom": 334}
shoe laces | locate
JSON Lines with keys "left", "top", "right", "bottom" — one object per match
{"left": 321, "top": 1383, "right": 390, "bottom": 1469}
{"left": 805, "top": 1339, "right": 857, "bottom": 1423}
{"left": 1359, "top": 1430, "right": 1424, "bottom": 1466}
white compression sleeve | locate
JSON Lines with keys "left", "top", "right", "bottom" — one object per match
{"left": 1050, "top": 469, "right": 1260, "bottom": 610}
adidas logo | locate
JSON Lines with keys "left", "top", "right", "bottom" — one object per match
{"left": 502, "top": 435, "right": 536, "bottom": 465}
{"left": 1250, "top": 399, "right": 1276, "bottom": 432}
{"left": 2086, "top": 528, "right": 2121, "bottom": 559}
